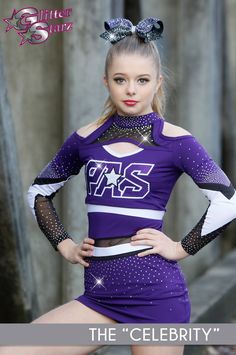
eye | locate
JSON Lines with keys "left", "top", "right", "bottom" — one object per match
{"left": 113, "top": 78, "right": 125, "bottom": 84}
{"left": 138, "top": 78, "right": 150, "bottom": 84}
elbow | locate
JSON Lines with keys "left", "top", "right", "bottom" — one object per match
{"left": 228, "top": 190, "right": 236, "bottom": 219}
{"left": 27, "top": 185, "right": 35, "bottom": 210}
{"left": 26, "top": 184, "right": 39, "bottom": 217}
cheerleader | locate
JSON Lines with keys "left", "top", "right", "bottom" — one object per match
{"left": 2, "top": 17, "right": 235, "bottom": 355}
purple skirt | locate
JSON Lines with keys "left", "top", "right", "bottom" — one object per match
{"left": 74, "top": 250, "right": 191, "bottom": 323}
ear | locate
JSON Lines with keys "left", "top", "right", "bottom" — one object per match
{"left": 103, "top": 76, "right": 109, "bottom": 89}
{"left": 156, "top": 75, "right": 163, "bottom": 91}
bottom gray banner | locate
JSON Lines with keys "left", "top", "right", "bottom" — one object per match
{"left": 0, "top": 324, "right": 235, "bottom": 345}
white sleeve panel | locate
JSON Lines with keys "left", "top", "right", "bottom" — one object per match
{"left": 200, "top": 188, "right": 236, "bottom": 236}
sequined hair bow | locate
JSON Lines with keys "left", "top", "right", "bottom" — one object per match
{"left": 99, "top": 17, "right": 164, "bottom": 44}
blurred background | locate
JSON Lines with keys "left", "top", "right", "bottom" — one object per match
{"left": 0, "top": 0, "right": 236, "bottom": 354}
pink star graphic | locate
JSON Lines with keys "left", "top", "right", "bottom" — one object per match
{"left": 2, "top": 9, "right": 23, "bottom": 32}
{"left": 17, "top": 30, "right": 33, "bottom": 46}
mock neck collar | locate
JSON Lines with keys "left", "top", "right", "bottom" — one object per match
{"left": 112, "top": 111, "right": 162, "bottom": 128}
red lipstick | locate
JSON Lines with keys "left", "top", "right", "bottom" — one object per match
{"left": 123, "top": 100, "right": 138, "bottom": 106}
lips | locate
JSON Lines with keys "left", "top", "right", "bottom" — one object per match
{"left": 123, "top": 100, "right": 138, "bottom": 106}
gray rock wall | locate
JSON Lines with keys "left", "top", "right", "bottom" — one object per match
{"left": 0, "top": 0, "right": 64, "bottom": 316}
{"left": 0, "top": 43, "right": 38, "bottom": 321}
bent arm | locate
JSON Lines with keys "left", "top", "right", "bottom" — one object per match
{"left": 172, "top": 135, "right": 236, "bottom": 256}
{"left": 27, "top": 132, "right": 83, "bottom": 251}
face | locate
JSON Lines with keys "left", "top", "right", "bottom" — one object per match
{"left": 103, "top": 53, "right": 162, "bottom": 116}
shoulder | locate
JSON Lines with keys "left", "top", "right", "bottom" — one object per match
{"left": 161, "top": 120, "right": 192, "bottom": 137}
{"left": 76, "top": 119, "right": 104, "bottom": 138}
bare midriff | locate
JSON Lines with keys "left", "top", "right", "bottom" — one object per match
{"left": 94, "top": 236, "right": 132, "bottom": 247}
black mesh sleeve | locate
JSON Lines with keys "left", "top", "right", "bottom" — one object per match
{"left": 180, "top": 206, "right": 232, "bottom": 255}
{"left": 172, "top": 135, "right": 236, "bottom": 255}
{"left": 27, "top": 132, "right": 83, "bottom": 251}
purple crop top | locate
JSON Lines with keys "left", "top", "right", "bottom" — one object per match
{"left": 27, "top": 111, "right": 236, "bottom": 255}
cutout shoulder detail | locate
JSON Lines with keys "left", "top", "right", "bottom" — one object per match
{"left": 161, "top": 121, "right": 192, "bottom": 138}
{"left": 76, "top": 119, "right": 104, "bottom": 138}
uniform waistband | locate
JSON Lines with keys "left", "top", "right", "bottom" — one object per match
{"left": 91, "top": 235, "right": 154, "bottom": 257}
{"left": 91, "top": 242, "right": 153, "bottom": 257}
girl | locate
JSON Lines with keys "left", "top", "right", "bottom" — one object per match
{"left": 2, "top": 17, "right": 236, "bottom": 355}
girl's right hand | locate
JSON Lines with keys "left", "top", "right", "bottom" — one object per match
{"left": 58, "top": 238, "right": 95, "bottom": 267}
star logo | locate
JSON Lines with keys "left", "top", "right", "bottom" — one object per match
{"left": 104, "top": 168, "right": 121, "bottom": 186}
{"left": 2, "top": 9, "right": 22, "bottom": 32}
{"left": 17, "top": 29, "right": 34, "bottom": 45}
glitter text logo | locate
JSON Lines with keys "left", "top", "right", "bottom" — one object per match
{"left": 2, "top": 7, "right": 73, "bottom": 46}
{"left": 86, "top": 160, "right": 154, "bottom": 199}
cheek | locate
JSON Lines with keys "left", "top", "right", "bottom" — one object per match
{"left": 109, "top": 84, "right": 123, "bottom": 96}
{"left": 142, "top": 86, "right": 156, "bottom": 99}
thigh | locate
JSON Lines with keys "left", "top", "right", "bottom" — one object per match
{"left": 31, "top": 300, "right": 117, "bottom": 324}
{"left": 0, "top": 301, "right": 117, "bottom": 355}
{"left": 131, "top": 345, "right": 184, "bottom": 355}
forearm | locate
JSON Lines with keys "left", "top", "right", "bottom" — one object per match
{"left": 179, "top": 191, "right": 236, "bottom": 256}
{"left": 32, "top": 194, "right": 75, "bottom": 251}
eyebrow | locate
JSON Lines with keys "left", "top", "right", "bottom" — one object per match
{"left": 113, "top": 73, "right": 151, "bottom": 77}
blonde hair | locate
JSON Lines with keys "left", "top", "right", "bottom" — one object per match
{"left": 97, "top": 33, "right": 166, "bottom": 126}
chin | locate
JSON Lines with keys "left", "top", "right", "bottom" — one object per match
{"left": 117, "top": 108, "right": 135, "bottom": 115}
{"left": 119, "top": 106, "right": 143, "bottom": 116}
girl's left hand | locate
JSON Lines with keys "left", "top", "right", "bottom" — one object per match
{"left": 130, "top": 228, "right": 180, "bottom": 261}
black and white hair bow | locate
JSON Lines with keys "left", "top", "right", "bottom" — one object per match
{"left": 100, "top": 17, "right": 164, "bottom": 44}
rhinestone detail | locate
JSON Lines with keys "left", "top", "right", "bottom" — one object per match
{"left": 93, "top": 111, "right": 161, "bottom": 146}
{"left": 113, "top": 111, "right": 162, "bottom": 128}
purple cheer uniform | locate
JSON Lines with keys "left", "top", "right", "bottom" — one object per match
{"left": 27, "top": 111, "right": 236, "bottom": 323}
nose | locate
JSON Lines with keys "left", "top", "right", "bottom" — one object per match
{"left": 126, "top": 81, "right": 136, "bottom": 95}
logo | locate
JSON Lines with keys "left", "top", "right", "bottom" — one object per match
{"left": 86, "top": 160, "right": 155, "bottom": 199}
{"left": 2, "top": 7, "right": 73, "bottom": 46}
